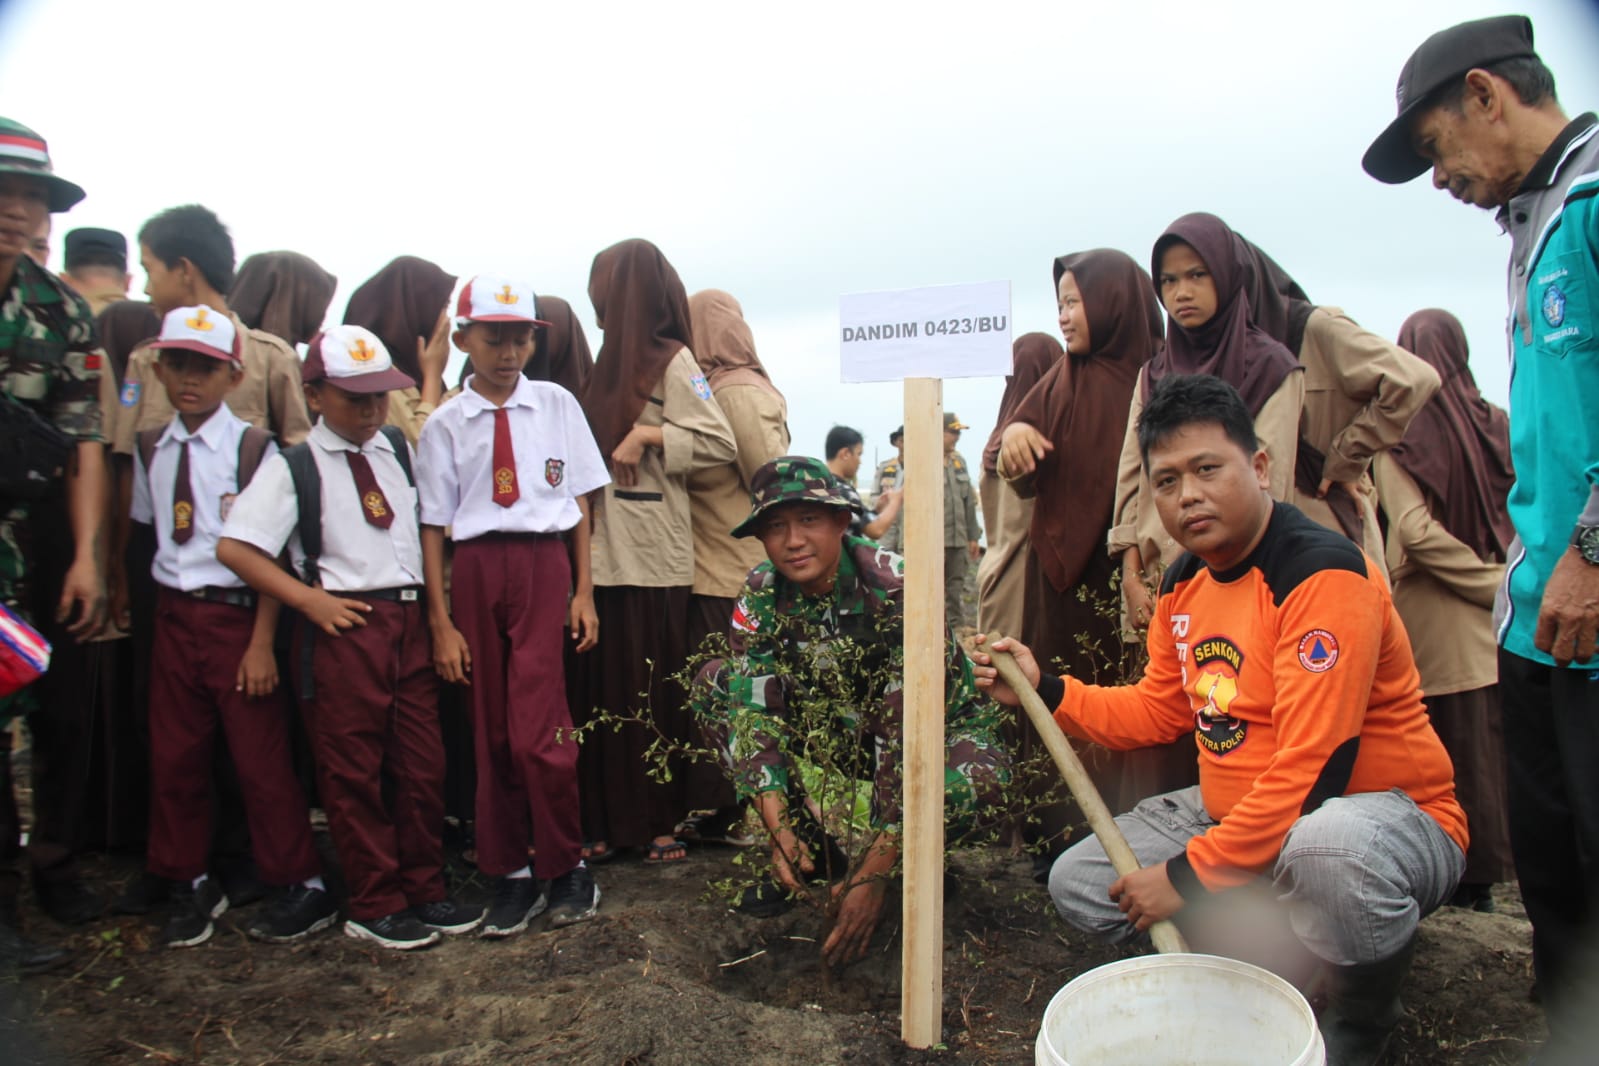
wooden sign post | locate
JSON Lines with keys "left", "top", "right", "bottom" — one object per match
{"left": 840, "top": 282, "right": 1011, "bottom": 1049}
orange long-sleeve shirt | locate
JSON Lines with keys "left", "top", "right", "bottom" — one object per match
{"left": 1040, "top": 503, "right": 1467, "bottom": 895}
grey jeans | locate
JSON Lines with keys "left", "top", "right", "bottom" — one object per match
{"left": 1048, "top": 786, "right": 1465, "bottom": 966}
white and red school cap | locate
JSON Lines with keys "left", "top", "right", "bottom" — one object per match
{"left": 155, "top": 305, "right": 241, "bottom": 364}
{"left": 455, "top": 275, "right": 551, "bottom": 326}
{"left": 301, "top": 325, "right": 415, "bottom": 393}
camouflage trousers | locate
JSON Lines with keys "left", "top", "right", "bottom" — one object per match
{"left": 693, "top": 658, "right": 1009, "bottom": 834}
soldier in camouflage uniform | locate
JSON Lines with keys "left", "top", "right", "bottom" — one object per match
{"left": 0, "top": 117, "right": 108, "bottom": 973}
{"left": 695, "top": 455, "right": 1006, "bottom": 965}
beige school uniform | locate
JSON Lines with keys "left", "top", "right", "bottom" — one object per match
{"left": 384, "top": 388, "right": 438, "bottom": 449}
{"left": 110, "top": 311, "right": 312, "bottom": 454}
{"left": 591, "top": 348, "right": 737, "bottom": 589}
{"left": 1371, "top": 454, "right": 1501, "bottom": 696}
{"left": 1109, "top": 307, "right": 1439, "bottom": 575}
{"left": 687, "top": 382, "right": 790, "bottom": 598}
{"left": 976, "top": 466, "right": 1034, "bottom": 640}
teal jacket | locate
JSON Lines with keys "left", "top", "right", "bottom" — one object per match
{"left": 1495, "top": 113, "right": 1599, "bottom": 666}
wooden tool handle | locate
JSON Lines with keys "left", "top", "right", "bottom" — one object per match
{"left": 972, "top": 635, "right": 1188, "bottom": 956}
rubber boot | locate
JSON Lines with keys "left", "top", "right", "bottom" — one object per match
{"left": 0, "top": 896, "right": 69, "bottom": 976}
{"left": 1318, "top": 934, "right": 1417, "bottom": 1066}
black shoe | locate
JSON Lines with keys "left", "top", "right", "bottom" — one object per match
{"left": 547, "top": 866, "right": 600, "bottom": 928}
{"left": 246, "top": 884, "right": 338, "bottom": 943}
{"left": 0, "top": 923, "right": 71, "bottom": 975}
{"left": 217, "top": 865, "right": 270, "bottom": 908}
{"left": 411, "top": 897, "right": 484, "bottom": 935}
{"left": 479, "top": 876, "right": 547, "bottom": 939}
{"left": 345, "top": 910, "right": 440, "bottom": 951}
{"left": 112, "top": 872, "right": 170, "bottom": 916}
{"left": 1319, "top": 935, "right": 1417, "bottom": 1066}
{"left": 735, "top": 879, "right": 797, "bottom": 918}
{"left": 161, "top": 878, "right": 228, "bottom": 948}
{"left": 34, "top": 874, "right": 104, "bottom": 925}
{"left": 1448, "top": 881, "right": 1496, "bottom": 914}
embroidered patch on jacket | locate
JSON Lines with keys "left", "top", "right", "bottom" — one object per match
{"left": 1297, "top": 629, "right": 1339, "bottom": 672}
{"left": 545, "top": 458, "right": 564, "bottom": 487}
{"left": 1189, "top": 636, "right": 1247, "bottom": 757}
{"left": 120, "top": 381, "right": 140, "bottom": 407}
{"left": 690, "top": 371, "right": 713, "bottom": 400}
{"left": 1542, "top": 283, "right": 1567, "bottom": 328}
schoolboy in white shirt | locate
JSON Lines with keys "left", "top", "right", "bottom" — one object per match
{"left": 219, "top": 326, "right": 478, "bottom": 951}
{"left": 416, "top": 276, "right": 608, "bottom": 937}
{"left": 131, "top": 307, "right": 329, "bottom": 947}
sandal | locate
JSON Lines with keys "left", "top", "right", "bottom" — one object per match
{"left": 642, "top": 839, "right": 688, "bottom": 865}
{"left": 582, "top": 841, "right": 619, "bottom": 866}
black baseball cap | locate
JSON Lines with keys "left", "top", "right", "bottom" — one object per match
{"left": 1363, "top": 15, "right": 1538, "bottom": 184}
{"left": 889, "top": 425, "right": 904, "bottom": 445}
{"left": 64, "top": 227, "right": 127, "bottom": 271}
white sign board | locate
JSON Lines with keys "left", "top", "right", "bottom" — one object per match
{"left": 838, "top": 280, "right": 1012, "bottom": 383}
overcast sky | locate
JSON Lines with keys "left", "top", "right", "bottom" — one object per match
{"left": 4, "top": 0, "right": 1596, "bottom": 479}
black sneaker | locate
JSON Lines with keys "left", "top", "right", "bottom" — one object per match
{"left": 112, "top": 871, "right": 171, "bottom": 916}
{"left": 161, "top": 878, "right": 228, "bottom": 948}
{"left": 34, "top": 874, "right": 105, "bottom": 925}
{"left": 246, "top": 884, "right": 338, "bottom": 943}
{"left": 479, "top": 876, "right": 547, "bottom": 939}
{"left": 344, "top": 910, "right": 440, "bottom": 951}
{"left": 411, "top": 897, "right": 485, "bottom": 935}
{"left": 547, "top": 866, "right": 600, "bottom": 927}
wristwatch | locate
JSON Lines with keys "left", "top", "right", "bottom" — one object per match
{"left": 1573, "top": 525, "right": 1599, "bottom": 565}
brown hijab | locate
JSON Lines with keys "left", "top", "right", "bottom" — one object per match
{"left": 1144, "top": 213, "right": 1300, "bottom": 416}
{"left": 1007, "top": 250, "right": 1162, "bottom": 591}
{"left": 1235, "top": 235, "right": 1316, "bottom": 358}
{"left": 982, "top": 332, "right": 1062, "bottom": 475}
{"left": 342, "top": 256, "right": 457, "bottom": 383}
{"left": 582, "top": 239, "right": 694, "bottom": 459}
{"left": 229, "top": 251, "right": 337, "bottom": 347}
{"left": 1390, "top": 309, "right": 1516, "bottom": 560}
{"left": 525, "top": 294, "right": 594, "bottom": 396}
{"left": 687, "top": 289, "right": 781, "bottom": 399}
{"left": 94, "top": 299, "right": 159, "bottom": 385}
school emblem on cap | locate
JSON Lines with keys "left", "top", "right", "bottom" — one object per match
{"left": 494, "top": 467, "right": 516, "bottom": 497}
{"left": 494, "top": 285, "right": 520, "bottom": 306}
{"left": 349, "top": 338, "right": 377, "bottom": 363}
{"left": 173, "top": 500, "right": 192, "bottom": 532}
{"left": 185, "top": 307, "right": 214, "bottom": 331}
{"left": 1543, "top": 283, "right": 1567, "bottom": 328}
{"left": 545, "top": 458, "right": 564, "bottom": 487}
{"left": 363, "top": 490, "right": 388, "bottom": 520}
{"left": 1298, "top": 629, "right": 1339, "bottom": 673}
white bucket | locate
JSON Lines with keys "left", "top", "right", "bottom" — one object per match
{"left": 1035, "top": 953, "right": 1325, "bottom": 1066}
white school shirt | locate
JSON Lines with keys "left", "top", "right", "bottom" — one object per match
{"left": 131, "top": 405, "right": 276, "bottom": 592}
{"left": 416, "top": 376, "right": 610, "bottom": 541}
{"left": 222, "top": 420, "right": 424, "bottom": 593}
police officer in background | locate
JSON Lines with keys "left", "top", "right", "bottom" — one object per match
{"left": 59, "top": 228, "right": 131, "bottom": 316}
{"left": 0, "top": 117, "right": 108, "bottom": 973}
{"left": 872, "top": 425, "right": 904, "bottom": 551}
{"left": 942, "top": 412, "right": 980, "bottom": 632}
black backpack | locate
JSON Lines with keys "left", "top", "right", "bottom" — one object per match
{"left": 135, "top": 424, "right": 276, "bottom": 503}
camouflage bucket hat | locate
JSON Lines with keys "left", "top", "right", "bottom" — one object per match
{"left": 732, "top": 455, "right": 856, "bottom": 538}
{"left": 0, "top": 118, "right": 85, "bottom": 213}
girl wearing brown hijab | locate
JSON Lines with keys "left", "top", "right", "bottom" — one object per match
{"left": 525, "top": 294, "right": 594, "bottom": 396}
{"left": 678, "top": 289, "right": 790, "bottom": 843}
{"left": 994, "top": 249, "right": 1159, "bottom": 861}
{"left": 343, "top": 256, "right": 457, "bottom": 446}
{"left": 1373, "top": 309, "right": 1515, "bottom": 910}
{"left": 229, "top": 251, "right": 337, "bottom": 347}
{"left": 976, "top": 333, "right": 1061, "bottom": 642}
{"left": 1111, "top": 213, "right": 1440, "bottom": 626}
{"left": 576, "top": 240, "right": 736, "bottom": 863}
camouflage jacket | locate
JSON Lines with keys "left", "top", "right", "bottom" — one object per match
{"left": 0, "top": 256, "right": 104, "bottom": 449}
{"left": 721, "top": 534, "right": 996, "bottom": 827}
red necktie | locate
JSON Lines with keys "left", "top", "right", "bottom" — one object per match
{"left": 347, "top": 451, "right": 393, "bottom": 529}
{"left": 171, "top": 440, "right": 195, "bottom": 544}
{"left": 492, "top": 408, "right": 520, "bottom": 507}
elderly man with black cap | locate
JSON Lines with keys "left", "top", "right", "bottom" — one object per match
{"left": 0, "top": 117, "right": 108, "bottom": 974}
{"left": 1365, "top": 15, "right": 1599, "bottom": 1063}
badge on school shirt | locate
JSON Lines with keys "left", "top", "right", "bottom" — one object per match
{"left": 545, "top": 458, "right": 565, "bottom": 487}
{"left": 120, "top": 381, "right": 140, "bottom": 407}
{"left": 690, "top": 371, "right": 712, "bottom": 401}
{"left": 219, "top": 493, "right": 237, "bottom": 522}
